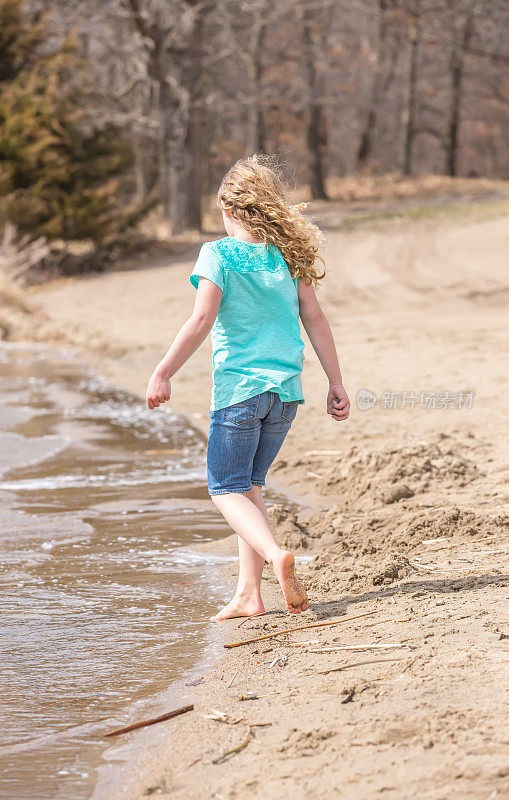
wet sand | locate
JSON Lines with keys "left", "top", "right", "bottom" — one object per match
{"left": 2, "top": 191, "right": 508, "bottom": 798}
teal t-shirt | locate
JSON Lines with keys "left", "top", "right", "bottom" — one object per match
{"left": 190, "top": 236, "right": 305, "bottom": 411}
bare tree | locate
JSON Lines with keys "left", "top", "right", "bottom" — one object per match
{"left": 445, "top": 0, "right": 478, "bottom": 176}
{"left": 357, "top": 0, "right": 393, "bottom": 168}
{"left": 247, "top": 1, "right": 269, "bottom": 153}
{"left": 300, "top": 2, "right": 331, "bottom": 200}
{"left": 401, "top": 0, "right": 422, "bottom": 175}
{"left": 125, "top": 0, "right": 215, "bottom": 233}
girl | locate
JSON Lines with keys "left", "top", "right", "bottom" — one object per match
{"left": 146, "top": 155, "right": 350, "bottom": 622}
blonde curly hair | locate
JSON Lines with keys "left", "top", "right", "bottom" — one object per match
{"left": 217, "top": 154, "right": 325, "bottom": 285}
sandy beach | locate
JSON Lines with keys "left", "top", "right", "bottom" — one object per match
{"left": 3, "top": 188, "right": 509, "bottom": 799}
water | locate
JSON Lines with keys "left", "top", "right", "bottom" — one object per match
{"left": 0, "top": 343, "right": 238, "bottom": 799}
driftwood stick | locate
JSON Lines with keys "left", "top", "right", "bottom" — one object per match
{"left": 308, "top": 643, "right": 410, "bottom": 653}
{"left": 409, "top": 560, "right": 483, "bottom": 573}
{"left": 288, "top": 639, "right": 320, "bottom": 647}
{"left": 104, "top": 704, "right": 193, "bottom": 737}
{"left": 227, "top": 670, "right": 239, "bottom": 688}
{"left": 319, "top": 657, "right": 403, "bottom": 675}
{"left": 213, "top": 726, "right": 252, "bottom": 764}
{"left": 401, "top": 655, "right": 419, "bottom": 673}
{"left": 238, "top": 691, "right": 280, "bottom": 701}
{"left": 360, "top": 617, "right": 395, "bottom": 628}
{"left": 212, "top": 723, "right": 271, "bottom": 764}
{"left": 183, "top": 756, "right": 202, "bottom": 771}
{"left": 422, "top": 536, "right": 495, "bottom": 548}
{"left": 224, "top": 610, "right": 378, "bottom": 649}
{"left": 237, "top": 612, "right": 267, "bottom": 628}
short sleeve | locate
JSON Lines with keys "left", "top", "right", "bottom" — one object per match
{"left": 189, "top": 243, "right": 224, "bottom": 292}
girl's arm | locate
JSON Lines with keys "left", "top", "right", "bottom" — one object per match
{"left": 146, "top": 278, "right": 222, "bottom": 409}
{"left": 298, "top": 278, "right": 350, "bottom": 421}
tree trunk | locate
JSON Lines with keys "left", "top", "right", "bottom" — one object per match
{"left": 357, "top": 0, "right": 389, "bottom": 168}
{"left": 154, "top": 78, "right": 171, "bottom": 218}
{"left": 168, "top": 135, "right": 190, "bottom": 235}
{"left": 401, "top": 1, "right": 420, "bottom": 175}
{"left": 165, "top": 56, "right": 190, "bottom": 236}
{"left": 445, "top": 12, "right": 474, "bottom": 176}
{"left": 248, "top": 5, "right": 267, "bottom": 154}
{"left": 133, "top": 135, "right": 148, "bottom": 203}
{"left": 187, "top": 11, "right": 205, "bottom": 230}
{"left": 127, "top": 0, "right": 209, "bottom": 234}
{"left": 302, "top": 9, "right": 328, "bottom": 200}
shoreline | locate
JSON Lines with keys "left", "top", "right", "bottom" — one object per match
{"left": 90, "top": 571, "right": 234, "bottom": 800}
{"left": 3, "top": 195, "right": 508, "bottom": 798}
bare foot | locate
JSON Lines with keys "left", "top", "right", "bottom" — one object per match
{"left": 211, "top": 594, "right": 265, "bottom": 623}
{"left": 272, "top": 550, "right": 309, "bottom": 614}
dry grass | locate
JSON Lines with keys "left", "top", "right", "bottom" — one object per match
{"left": 0, "top": 264, "right": 36, "bottom": 340}
{"left": 0, "top": 273, "right": 34, "bottom": 314}
{"left": 322, "top": 173, "right": 507, "bottom": 204}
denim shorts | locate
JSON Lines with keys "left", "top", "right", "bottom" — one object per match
{"left": 207, "top": 391, "right": 299, "bottom": 495}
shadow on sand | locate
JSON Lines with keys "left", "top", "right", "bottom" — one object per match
{"left": 309, "top": 573, "right": 509, "bottom": 619}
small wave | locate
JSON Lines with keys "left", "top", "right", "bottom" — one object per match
{"left": 0, "top": 467, "right": 206, "bottom": 492}
{"left": 0, "top": 432, "right": 72, "bottom": 478}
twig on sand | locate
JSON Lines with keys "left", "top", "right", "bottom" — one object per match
{"left": 238, "top": 691, "right": 280, "bottom": 701}
{"left": 421, "top": 536, "right": 447, "bottom": 544}
{"left": 104, "top": 704, "right": 193, "bottom": 737}
{"left": 308, "top": 643, "right": 411, "bottom": 653}
{"left": 401, "top": 655, "right": 419, "bottom": 673}
{"left": 288, "top": 639, "right": 320, "bottom": 647}
{"left": 269, "top": 655, "right": 288, "bottom": 668}
{"left": 212, "top": 723, "right": 271, "bottom": 764}
{"left": 202, "top": 710, "right": 245, "bottom": 725}
{"left": 333, "top": 617, "right": 410, "bottom": 637}
{"left": 319, "top": 657, "right": 403, "bottom": 675}
{"left": 227, "top": 670, "right": 239, "bottom": 688}
{"left": 182, "top": 756, "right": 202, "bottom": 770}
{"left": 422, "top": 535, "right": 495, "bottom": 548}
{"left": 213, "top": 726, "right": 252, "bottom": 764}
{"left": 306, "top": 471, "right": 323, "bottom": 479}
{"left": 409, "top": 559, "right": 483, "bottom": 573}
{"left": 237, "top": 612, "right": 266, "bottom": 628}
{"left": 224, "top": 610, "right": 378, "bottom": 649}
{"left": 359, "top": 616, "right": 397, "bottom": 628}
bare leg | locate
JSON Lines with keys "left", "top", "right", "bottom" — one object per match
{"left": 212, "top": 488, "right": 266, "bottom": 622}
{"left": 211, "top": 487, "right": 308, "bottom": 620}
{"left": 237, "top": 486, "right": 269, "bottom": 594}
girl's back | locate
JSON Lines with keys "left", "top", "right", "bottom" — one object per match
{"left": 190, "top": 236, "right": 305, "bottom": 411}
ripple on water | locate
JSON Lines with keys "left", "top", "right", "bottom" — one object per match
{"left": 0, "top": 344, "right": 230, "bottom": 800}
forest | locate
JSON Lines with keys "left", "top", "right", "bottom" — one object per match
{"left": 0, "top": 0, "right": 507, "bottom": 265}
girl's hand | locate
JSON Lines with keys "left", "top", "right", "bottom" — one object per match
{"left": 146, "top": 373, "right": 171, "bottom": 410}
{"left": 327, "top": 383, "right": 350, "bottom": 421}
